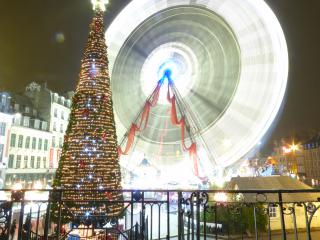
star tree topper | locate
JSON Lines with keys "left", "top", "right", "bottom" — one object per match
{"left": 91, "top": 0, "right": 109, "bottom": 12}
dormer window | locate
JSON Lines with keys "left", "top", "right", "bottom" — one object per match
{"left": 53, "top": 93, "right": 59, "bottom": 102}
{"left": 14, "top": 103, "right": 19, "bottom": 111}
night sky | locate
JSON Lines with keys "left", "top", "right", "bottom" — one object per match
{"left": 0, "top": 0, "right": 319, "bottom": 141}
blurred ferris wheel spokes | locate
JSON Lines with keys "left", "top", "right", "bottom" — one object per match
{"left": 118, "top": 71, "right": 211, "bottom": 180}
{"left": 107, "top": 0, "right": 288, "bottom": 178}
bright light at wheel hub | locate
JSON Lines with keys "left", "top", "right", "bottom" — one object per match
{"left": 140, "top": 42, "right": 198, "bottom": 104}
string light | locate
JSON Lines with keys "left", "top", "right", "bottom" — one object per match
{"left": 53, "top": 3, "right": 123, "bottom": 216}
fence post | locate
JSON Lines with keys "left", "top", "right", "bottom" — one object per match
{"left": 44, "top": 202, "right": 51, "bottom": 240}
{"left": 303, "top": 204, "right": 312, "bottom": 240}
{"left": 167, "top": 191, "right": 170, "bottom": 240}
{"left": 178, "top": 191, "right": 183, "bottom": 240}
{"left": 278, "top": 191, "right": 286, "bottom": 240}
{"left": 17, "top": 193, "right": 25, "bottom": 240}
{"left": 253, "top": 205, "right": 258, "bottom": 240}
{"left": 196, "top": 192, "right": 200, "bottom": 240}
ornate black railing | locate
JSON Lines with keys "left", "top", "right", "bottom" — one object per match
{"left": 1, "top": 189, "right": 320, "bottom": 240}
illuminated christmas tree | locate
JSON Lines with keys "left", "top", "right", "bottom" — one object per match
{"left": 54, "top": 0, "right": 123, "bottom": 217}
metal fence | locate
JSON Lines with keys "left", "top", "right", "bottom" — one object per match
{"left": 0, "top": 189, "right": 320, "bottom": 240}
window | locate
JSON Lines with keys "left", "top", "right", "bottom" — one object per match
{"left": 44, "top": 139, "right": 48, "bottom": 151}
{"left": 38, "top": 138, "right": 42, "bottom": 150}
{"left": 34, "top": 119, "right": 40, "bottom": 129}
{"left": 32, "top": 137, "right": 36, "bottom": 149}
{"left": 42, "top": 121, "right": 48, "bottom": 131}
{"left": 52, "top": 136, "right": 56, "bottom": 148}
{"left": 1, "top": 95, "right": 6, "bottom": 105}
{"left": 36, "top": 157, "right": 41, "bottom": 168}
{"left": 61, "top": 111, "right": 65, "bottom": 120}
{"left": 18, "top": 135, "right": 23, "bottom": 148}
{"left": 60, "top": 124, "right": 64, "bottom": 133}
{"left": 53, "top": 122, "right": 57, "bottom": 131}
{"left": 269, "top": 206, "right": 277, "bottom": 218}
{"left": 0, "top": 144, "right": 3, "bottom": 162}
{"left": 25, "top": 137, "right": 30, "bottom": 149}
{"left": 0, "top": 122, "right": 6, "bottom": 136}
{"left": 8, "top": 155, "right": 14, "bottom": 168}
{"left": 25, "top": 107, "right": 30, "bottom": 113}
{"left": 10, "top": 134, "right": 16, "bottom": 147}
{"left": 23, "top": 117, "right": 30, "bottom": 127}
{"left": 54, "top": 108, "right": 58, "bottom": 117}
{"left": 43, "top": 157, "right": 47, "bottom": 168}
{"left": 16, "top": 155, "right": 21, "bottom": 168}
{"left": 30, "top": 156, "right": 35, "bottom": 168}
{"left": 24, "top": 156, "right": 28, "bottom": 168}
{"left": 59, "top": 137, "right": 63, "bottom": 148}
{"left": 14, "top": 103, "right": 19, "bottom": 111}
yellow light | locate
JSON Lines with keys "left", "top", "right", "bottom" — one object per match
{"left": 214, "top": 192, "right": 228, "bottom": 202}
{"left": 91, "top": 0, "right": 109, "bottom": 12}
{"left": 290, "top": 143, "right": 299, "bottom": 151}
{"left": 282, "top": 146, "right": 291, "bottom": 154}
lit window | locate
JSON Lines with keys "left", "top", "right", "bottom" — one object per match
{"left": 269, "top": 206, "right": 277, "bottom": 218}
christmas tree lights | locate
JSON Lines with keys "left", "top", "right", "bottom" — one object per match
{"left": 53, "top": 1, "right": 123, "bottom": 217}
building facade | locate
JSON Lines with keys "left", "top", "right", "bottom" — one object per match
{"left": 1, "top": 82, "right": 72, "bottom": 189}
{"left": 272, "top": 139, "right": 306, "bottom": 180}
{"left": 0, "top": 92, "right": 14, "bottom": 187}
{"left": 302, "top": 134, "right": 320, "bottom": 187}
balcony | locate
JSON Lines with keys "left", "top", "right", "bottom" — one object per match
{"left": 0, "top": 189, "right": 320, "bottom": 239}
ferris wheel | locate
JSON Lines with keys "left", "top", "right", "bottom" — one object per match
{"left": 105, "top": 0, "right": 288, "bottom": 183}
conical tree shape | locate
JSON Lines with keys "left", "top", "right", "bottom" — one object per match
{"left": 54, "top": 8, "right": 123, "bottom": 217}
